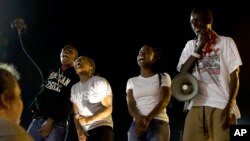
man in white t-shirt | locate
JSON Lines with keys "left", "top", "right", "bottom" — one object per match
{"left": 70, "top": 56, "right": 113, "bottom": 141}
{"left": 176, "top": 7, "right": 242, "bottom": 141}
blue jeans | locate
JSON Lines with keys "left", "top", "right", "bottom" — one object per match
{"left": 128, "top": 119, "right": 170, "bottom": 141}
{"left": 27, "top": 118, "right": 67, "bottom": 141}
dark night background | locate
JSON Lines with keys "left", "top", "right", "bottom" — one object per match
{"left": 1, "top": 0, "right": 250, "bottom": 141}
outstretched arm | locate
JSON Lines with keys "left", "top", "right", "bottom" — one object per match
{"left": 11, "top": 19, "right": 30, "bottom": 48}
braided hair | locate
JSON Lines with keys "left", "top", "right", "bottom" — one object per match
{"left": 144, "top": 43, "right": 167, "bottom": 87}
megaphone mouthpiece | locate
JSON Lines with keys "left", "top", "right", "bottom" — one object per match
{"left": 182, "top": 84, "right": 188, "bottom": 90}
{"left": 171, "top": 73, "right": 199, "bottom": 102}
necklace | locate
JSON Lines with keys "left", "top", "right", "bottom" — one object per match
{"left": 57, "top": 68, "right": 64, "bottom": 85}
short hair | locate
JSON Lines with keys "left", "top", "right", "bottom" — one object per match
{"left": 85, "top": 56, "right": 96, "bottom": 75}
{"left": 191, "top": 7, "right": 213, "bottom": 24}
{"left": 0, "top": 63, "right": 20, "bottom": 96}
{"left": 63, "top": 44, "right": 79, "bottom": 59}
{"left": 75, "top": 56, "right": 96, "bottom": 75}
{"left": 141, "top": 43, "right": 166, "bottom": 74}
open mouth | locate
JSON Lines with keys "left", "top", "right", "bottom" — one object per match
{"left": 193, "top": 27, "right": 201, "bottom": 33}
{"left": 138, "top": 57, "right": 145, "bottom": 62}
{"left": 62, "top": 54, "right": 69, "bottom": 59}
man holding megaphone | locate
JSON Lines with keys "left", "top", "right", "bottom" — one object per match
{"left": 176, "top": 7, "right": 243, "bottom": 141}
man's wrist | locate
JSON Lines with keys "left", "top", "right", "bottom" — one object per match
{"left": 191, "top": 52, "right": 201, "bottom": 58}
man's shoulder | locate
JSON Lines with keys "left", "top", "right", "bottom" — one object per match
{"left": 0, "top": 118, "right": 14, "bottom": 135}
{"left": 0, "top": 119, "right": 34, "bottom": 141}
{"left": 93, "top": 75, "right": 109, "bottom": 83}
{"left": 217, "top": 34, "right": 234, "bottom": 41}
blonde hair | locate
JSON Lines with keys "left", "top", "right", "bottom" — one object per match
{"left": 0, "top": 63, "right": 20, "bottom": 98}
{"left": 0, "top": 63, "right": 20, "bottom": 80}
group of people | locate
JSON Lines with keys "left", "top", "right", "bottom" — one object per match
{"left": 0, "top": 7, "right": 242, "bottom": 141}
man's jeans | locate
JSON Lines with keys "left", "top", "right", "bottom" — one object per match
{"left": 27, "top": 118, "right": 67, "bottom": 141}
{"left": 128, "top": 119, "right": 170, "bottom": 141}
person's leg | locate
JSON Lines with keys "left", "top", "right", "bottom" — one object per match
{"left": 127, "top": 121, "right": 142, "bottom": 141}
{"left": 27, "top": 118, "right": 44, "bottom": 141}
{"left": 183, "top": 107, "right": 209, "bottom": 141}
{"left": 87, "top": 126, "right": 114, "bottom": 141}
{"left": 146, "top": 119, "right": 170, "bottom": 141}
{"left": 45, "top": 121, "right": 67, "bottom": 141}
{"left": 65, "top": 115, "right": 78, "bottom": 141}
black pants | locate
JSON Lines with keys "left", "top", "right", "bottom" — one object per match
{"left": 87, "top": 126, "right": 114, "bottom": 141}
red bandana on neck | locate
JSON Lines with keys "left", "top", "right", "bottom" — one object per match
{"left": 201, "top": 30, "right": 218, "bottom": 56}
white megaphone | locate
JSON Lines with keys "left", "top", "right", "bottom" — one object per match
{"left": 171, "top": 73, "right": 199, "bottom": 102}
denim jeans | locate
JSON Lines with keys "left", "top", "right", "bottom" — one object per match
{"left": 27, "top": 118, "right": 67, "bottom": 141}
{"left": 128, "top": 119, "right": 170, "bottom": 141}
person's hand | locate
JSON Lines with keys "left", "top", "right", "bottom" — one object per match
{"left": 11, "top": 18, "right": 27, "bottom": 31}
{"left": 77, "top": 129, "right": 88, "bottom": 141}
{"left": 135, "top": 116, "right": 150, "bottom": 137}
{"left": 76, "top": 114, "right": 91, "bottom": 125}
{"left": 221, "top": 105, "right": 235, "bottom": 129}
{"left": 195, "top": 29, "right": 211, "bottom": 53}
{"left": 135, "top": 126, "right": 146, "bottom": 137}
{"left": 39, "top": 118, "right": 54, "bottom": 137}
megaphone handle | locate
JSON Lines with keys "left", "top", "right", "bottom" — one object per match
{"left": 183, "top": 101, "right": 190, "bottom": 113}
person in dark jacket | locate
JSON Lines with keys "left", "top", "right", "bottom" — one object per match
{"left": 12, "top": 19, "right": 79, "bottom": 141}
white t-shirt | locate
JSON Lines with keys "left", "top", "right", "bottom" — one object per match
{"left": 126, "top": 73, "right": 171, "bottom": 122}
{"left": 71, "top": 76, "right": 113, "bottom": 131}
{"left": 177, "top": 35, "right": 242, "bottom": 118}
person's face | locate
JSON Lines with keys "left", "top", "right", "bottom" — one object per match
{"left": 60, "top": 45, "right": 78, "bottom": 65}
{"left": 74, "top": 56, "right": 93, "bottom": 75}
{"left": 137, "top": 45, "right": 155, "bottom": 68}
{"left": 7, "top": 82, "right": 23, "bottom": 124}
{"left": 190, "top": 12, "right": 209, "bottom": 35}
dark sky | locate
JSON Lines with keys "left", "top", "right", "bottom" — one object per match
{"left": 1, "top": 0, "right": 250, "bottom": 141}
